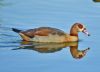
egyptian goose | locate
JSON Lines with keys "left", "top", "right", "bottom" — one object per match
{"left": 12, "top": 23, "right": 90, "bottom": 42}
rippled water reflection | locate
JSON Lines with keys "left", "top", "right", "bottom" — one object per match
{"left": 16, "top": 41, "right": 90, "bottom": 59}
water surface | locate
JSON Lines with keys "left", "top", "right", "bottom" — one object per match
{"left": 0, "top": 0, "right": 100, "bottom": 72}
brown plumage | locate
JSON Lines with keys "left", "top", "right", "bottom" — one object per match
{"left": 12, "top": 23, "right": 90, "bottom": 42}
{"left": 21, "top": 27, "right": 66, "bottom": 37}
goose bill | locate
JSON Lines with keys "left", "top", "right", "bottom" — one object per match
{"left": 82, "top": 29, "right": 90, "bottom": 36}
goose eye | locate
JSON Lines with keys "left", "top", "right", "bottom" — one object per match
{"left": 78, "top": 24, "right": 83, "bottom": 29}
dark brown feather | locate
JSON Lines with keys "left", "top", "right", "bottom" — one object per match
{"left": 21, "top": 27, "right": 66, "bottom": 38}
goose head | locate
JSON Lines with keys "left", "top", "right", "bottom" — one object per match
{"left": 76, "top": 23, "right": 90, "bottom": 36}
{"left": 70, "top": 23, "right": 90, "bottom": 36}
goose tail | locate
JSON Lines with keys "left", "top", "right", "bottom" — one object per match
{"left": 12, "top": 28, "right": 22, "bottom": 33}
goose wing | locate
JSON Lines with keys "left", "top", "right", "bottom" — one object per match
{"left": 21, "top": 27, "right": 68, "bottom": 38}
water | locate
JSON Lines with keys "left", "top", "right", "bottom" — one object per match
{"left": 0, "top": 0, "right": 100, "bottom": 72}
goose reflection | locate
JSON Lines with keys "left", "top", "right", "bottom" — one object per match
{"left": 18, "top": 41, "right": 90, "bottom": 59}
{"left": 70, "top": 45, "right": 90, "bottom": 59}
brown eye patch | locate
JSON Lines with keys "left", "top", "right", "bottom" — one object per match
{"left": 78, "top": 24, "right": 83, "bottom": 29}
